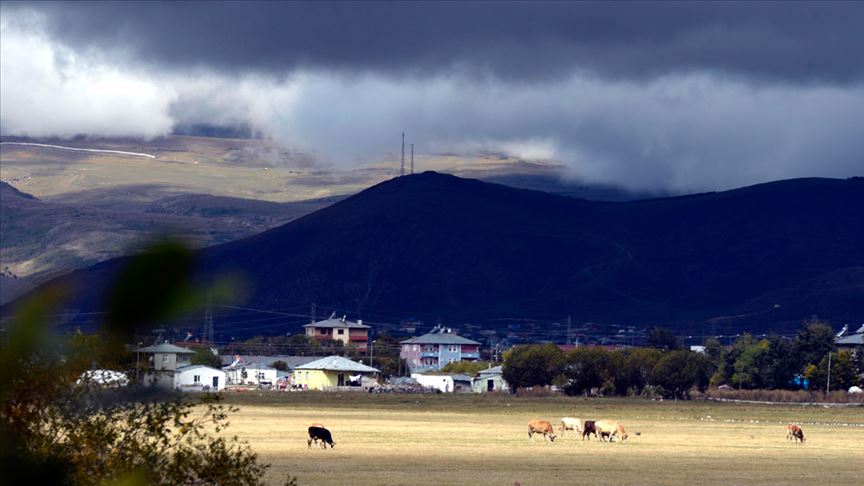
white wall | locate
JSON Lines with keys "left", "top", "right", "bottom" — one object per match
{"left": 174, "top": 367, "right": 225, "bottom": 391}
{"left": 412, "top": 373, "right": 455, "bottom": 393}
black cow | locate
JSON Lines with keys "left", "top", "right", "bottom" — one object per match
{"left": 308, "top": 426, "right": 335, "bottom": 449}
{"left": 582, "top": 420, "right": 598, "bottom": 440}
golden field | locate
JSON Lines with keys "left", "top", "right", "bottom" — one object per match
{"left": 216, "top": 393, "right": 863, "bottom": 486}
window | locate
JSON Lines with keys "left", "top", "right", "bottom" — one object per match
{"left": 449, "top": 345, "right": 459, "bottom": 353}
{"left": 194, "top": 375, "right": 201, "bottom": 383}
{"left": 257, "top": 372, "right": 266, "bottom": 380}
{"left": 162, "top": 355, "right": 169, "bottom": 362}
{"left": 337, "top": 329, "right": 345, "bottom": 335}
{"left": 319, "top": 328, "right": 327, "bottom": 334}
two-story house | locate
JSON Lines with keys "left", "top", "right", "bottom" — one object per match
{"left": 400, "top": 327, "right": 481, "bottom": 372}
{"left": 304, "top": 315, "right": 370, "bottom": 351}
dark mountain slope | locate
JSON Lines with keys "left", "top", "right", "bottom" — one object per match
{"left": 5, "top": 173, "right": 862, "bottom": 334}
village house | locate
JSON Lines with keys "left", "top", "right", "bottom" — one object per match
{"left": 836, "top": 324, "right": 864, "bottom": 351}
{"left": 136, "top": 342, "right": 196, "bottom": 371}
{"left": 400, "top": 326, "right": 481, "bottom": 372}
{"left": 134, "top": 342, "right": 195, "bottom": 387}
{"left": 174, "top": 365, "right": 226, "bottom": 392}
{"left": 222, "top": 358, "right": 279, "bottom": 387}
{"left": 293, "top": 355, "right": 379, "bottom": 390}
{"left": 304, "top": 315, "right": 371, "bottom": 351}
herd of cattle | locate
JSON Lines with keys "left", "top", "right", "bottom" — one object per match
{"left": 307, "top": 420, "right": 806, "bottom": 449}
{"left": 528, "top": 418, "right": 628, "bottom": 443}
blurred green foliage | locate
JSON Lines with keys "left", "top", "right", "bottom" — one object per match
{"left": 0, "top": 240, "right": 295, "bottom": 486}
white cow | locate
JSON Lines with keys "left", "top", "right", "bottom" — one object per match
{"left": 560, "top": 417, "right": 582, "bottom": 437}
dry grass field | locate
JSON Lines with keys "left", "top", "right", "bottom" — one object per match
{"left": 216, "top": 393, "right": 863, "bottom": 486}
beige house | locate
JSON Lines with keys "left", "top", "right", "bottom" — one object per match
{"left": 136, "top": 342, "right": 195, "bottom": 371}
{"left": 304, "top": 316, "right": 370, "bottom": 351}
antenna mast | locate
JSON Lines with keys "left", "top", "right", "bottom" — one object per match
{"left": 401, "top": 132, "right": 405, "bottom": 176}
{"left": 411, "top": 143, "right": 414, "bottom": 174}
{"left": 203, "top": 294, "right": 214, "bottom": 344}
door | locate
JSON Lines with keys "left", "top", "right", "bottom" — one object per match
{"left": 338, "top": 373, "right": 345, "bottom": 386}
{"left": 212, "top": 376, "right": 219, "bottom": 389}
{"left": 487, "top": 379, "right": 494, "bottom": 391}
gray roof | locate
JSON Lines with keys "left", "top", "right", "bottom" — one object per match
{"left": 220, "top": 355, "right": 318, "bottom": 369}
{"left": 136, "top": 343, "right": 196, "bottom": 354}
{"left": 304, "top": 318, "right": 370, "bottom": 329}
{"left": 450, "top": 374, "right": 473, "bottom": 383}
{"left": 176, "top": 365, "right": 224, "bottom": 373}
{"left": 478, "top": 366, "right": 503, "bottom": 376}
{"left": 836, "top": 334, "right": 864, "bottom": 346}
{"left": 295, "top": 355, "right": 379, "bottom": 373}
{"left": 401, "top": 333, "right": 480, "bottom": 346}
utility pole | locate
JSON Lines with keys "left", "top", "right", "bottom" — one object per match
{"left": 411, "top": 143, "right": 414, "bottom": 174}
{"left": 401, "top": 132, "right": 405, "bottom": 176}
{"left": 826, "top": 351, "right": 832, "bottom": 394}
{"left": 567, "top": 316, "right": 572, "bottom": 345}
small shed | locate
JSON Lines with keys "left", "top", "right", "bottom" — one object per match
{"left": 293, "top": 355, "right": 379, "bottom": 390}
{"left": 174, "top": 365, "right": 226, "bottom": 392}
{"left": 472, "top": 366, "right": 509, "bottom": 393}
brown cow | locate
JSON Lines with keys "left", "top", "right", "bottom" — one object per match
{"left": 786, "top": 424, "right": 804, "bottom": 444}
{"left": 595, "top": 420, "right": 628, "bottom": 443}
{"left": 528, "top": 419, "right": 557, "bottom": 442}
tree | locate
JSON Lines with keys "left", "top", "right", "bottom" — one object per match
{"left": 793, "top": 320, "right": 836, "bottom": 372}
{"left": 190, "top": 347, "right": 222, "bottom": 368}
{"left": 502, "top": 344, "right": 565, "bottom": 392}
{"left": 271, "top": 360, "right": 289, "bottom": 372}
{"left": 807, "top": 350, "right": 858, "bottom": 392}
{"left": 731, "top": 335, "right": 771, "bottom": 389}
{"left": 0, "top": 241, "right": 295, "bottom": 485}
{"left": 561, "top": 347, "right": 617, "bottom": 396}
{"left": 646, "top": 327, "right": 682, "bottom": 351}
{"left": 618, "top": 348, "right": 662, "bottom": 396}
{"left": 653, "top": 350, "right": 710, "bottom": 399}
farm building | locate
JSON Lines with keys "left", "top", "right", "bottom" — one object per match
{"left": 293, "top": 355, "right": 379, "bottom": 390}
{"left": 174, "top": 365, "right": 225, "bottom": 392}
{"left": 412, "top": 373, "right": 474, "bottom": 393}
{"left": 472, "top": 366, "right": 509, "bottom": 393}
{"left": 304, "top": 315, "right": 371, "bottom": 351}
{"left": 400, "top": 326, "right": 481, "bottom": 372}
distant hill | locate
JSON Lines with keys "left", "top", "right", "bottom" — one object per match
{"left": 0, "top": 181, "right": 341, "bottom": 304}
{"left": 4, "top": 173, "right": 863, "bottom": 336}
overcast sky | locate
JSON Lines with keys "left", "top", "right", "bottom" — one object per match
{"left": 1, "top": 1, "right": 862, "bottom": 192}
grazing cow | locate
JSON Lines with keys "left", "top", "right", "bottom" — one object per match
{"left": 786, "top": 424, "right": 804, "bottom": 444}
{"left": 581, "top": 420, "right": 597, "bottom": 440}
{"left": 528, "top": 420, "right": 557, "bottom": 442}
{"left": 595, "top": 420, "right": 628, "bottom": 443}
{"left": 560, "top": 417, "right": 582, "bottom": 437}
{"left": 308, "top": 425, "right": 335, "bottom": 449}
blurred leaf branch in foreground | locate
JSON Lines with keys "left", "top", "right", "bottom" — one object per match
{"left": 0, "top": 240, "right": 295, "bottom": 486}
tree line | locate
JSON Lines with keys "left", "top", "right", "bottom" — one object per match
{"left": 503, "top": 320, "right": 862, "bottom": 399}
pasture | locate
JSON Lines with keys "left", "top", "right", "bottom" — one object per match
{"left": 218, "top": 393, "right": 863, "bottom": 486}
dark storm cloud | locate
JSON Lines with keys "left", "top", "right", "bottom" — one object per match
{"left": 6, "top": 1, "right": 864, "bottom": 83}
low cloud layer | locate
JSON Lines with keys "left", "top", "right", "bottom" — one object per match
{"left": 1, "top": 3, "right": 862, "bottom": 193}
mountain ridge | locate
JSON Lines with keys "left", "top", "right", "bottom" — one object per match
{"left": 3, "top": 172, "right": 862, "bottom": 336}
